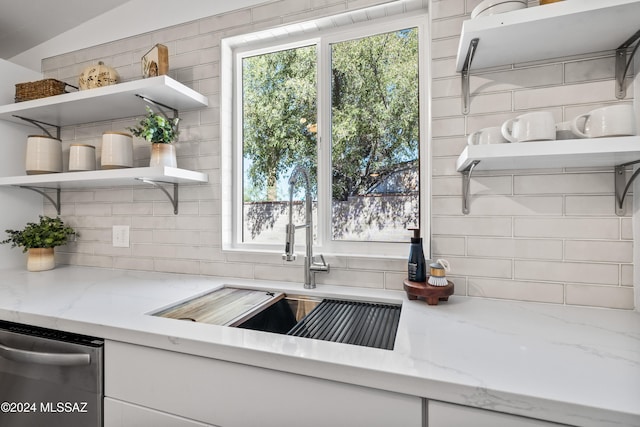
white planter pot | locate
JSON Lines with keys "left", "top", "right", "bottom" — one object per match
{"left": 150, "top": 143, "right": 177, "bottom": 168}
{"left": 27, "top": 248, "right": 55, "bottom": 272}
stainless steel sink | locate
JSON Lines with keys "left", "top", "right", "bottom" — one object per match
{"left": 151, "top": 287, "right": 400, "bottom": 350}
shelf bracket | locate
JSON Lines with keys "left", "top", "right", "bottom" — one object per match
{"left": 135, "top": 94, "right": 179, "bottom": 123}
{"left": 615, "top": 29, "right": 640, "bottom": 99}
{"left": 17, "top": 186, "right": 61, "bottom": 215}
{"left": 12, "top": 116, "right": 61, "bottom": 140}
{"left": 461, "top": 38, "right": 479, "bottom": 115}
{"left": 615, "top": 159, "right": 640, "bottom": 216}
{"left": 461, "top": 160, "right": 480, "bottom": 215}
{"left": 138, "top": 179, "right": 179, "bottom": 214}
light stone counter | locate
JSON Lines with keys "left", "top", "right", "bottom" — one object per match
{"left": 0, "top": 265, "right": 638, "bottom": 427}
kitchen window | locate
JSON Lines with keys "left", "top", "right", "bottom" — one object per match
{"left": 224, "top": 12, "right": 429, "bottom": 257}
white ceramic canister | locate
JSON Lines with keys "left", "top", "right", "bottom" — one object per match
{"left": 69, "top": 143, "right": 96, "bottom": 171}
{"left": 25, "top": 135, "right": 63, "bottom": 175}
{"left": 101, "top": 131, "right": 133, "bottom": 169}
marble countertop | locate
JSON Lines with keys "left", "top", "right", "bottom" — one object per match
{"left": 0, "top": 265, "right": 638, "bottom": 427}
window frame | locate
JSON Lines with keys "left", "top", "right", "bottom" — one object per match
{"left": 225, "top": 12, "right": 430, "bottom": 259}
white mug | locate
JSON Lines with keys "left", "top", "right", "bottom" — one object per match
{"left": 501, "top": 111, "right": 556, "bottom": 143}
{"left": 467, "top": 126, "right": 509, "bottom": 145}
{"left": 570, "top": 104, "right": 636, "bottom": 138}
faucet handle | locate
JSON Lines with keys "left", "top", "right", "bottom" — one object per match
{"left": 311, "top": 254, "right": 330, "bottom": 272}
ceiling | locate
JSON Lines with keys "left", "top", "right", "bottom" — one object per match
{"left": 0, "top": 0, "right": 131, "bottom": 59}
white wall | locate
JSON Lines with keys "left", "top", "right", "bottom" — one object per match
{"left": 0, "top": 60, "right": 44, "bottom": 268}
{"left": 11, "top": 0, "right": 271, "bottom": 71}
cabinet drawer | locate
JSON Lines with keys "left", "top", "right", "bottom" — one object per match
{"left": 429, "top": 401, "right": 572, "bottom": 427}
{"left": 105, "top": 340, "right": 422, "bottom": 427}
{"left": 105, "top": 398, "right": 214, "bottom": 427}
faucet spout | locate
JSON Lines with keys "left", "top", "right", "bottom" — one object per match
{"left": 282, "top": 165, "right": 329, "bottom": 289}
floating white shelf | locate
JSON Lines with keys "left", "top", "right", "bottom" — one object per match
{"left": 456, "top": 136, "right": 640, "bottom": 216}
{"left": 456, "top": 0, "right": 640, "bottom": 72}
{"left": 455, "top": 0, "right": 640, "bottom": 113}
{"left": 456, "top": 136, "right": 640, "bottom": 172}
{"left": 0, "top": 167, "right": 209, "bottom": 215}
{"left": 0, "top": 166, "right": 209, "bottom": 188}
{"left": 0, "top": 75, "right": 209, "bottom": 128}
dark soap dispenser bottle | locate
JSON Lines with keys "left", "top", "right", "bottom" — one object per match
{"left": 407, "top": 228, "right": 426, "bottom": 282}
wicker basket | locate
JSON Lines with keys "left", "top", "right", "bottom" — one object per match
{"left": 15, "top": 79, "right": 75, "bottom": 102}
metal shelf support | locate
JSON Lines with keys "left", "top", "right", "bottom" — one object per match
{"left": 18, "top": 186, "right": 61, "bottom": 215}
{"left": 615, "top": 29, "right": 640, "bottom": 99}
{"left": 138, "top": 179, "right": 179, "bottom": 214}
{"left": 461, "top": 38, "right": 479, "bottom": 115}
{"left": 615, "top": 159, "right": 640, "bottom": 216}
{"left": 461, "top": 160, "right": 480, "bottom": 215}
{"left": 135, "top": 94, "right": 179, "bottom": 123}
{"left": 13, "top": 116, "right": 61, "bottom": 140}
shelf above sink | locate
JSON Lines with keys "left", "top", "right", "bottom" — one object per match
{"left": 456, "top": 0, "right": 640, "bottom": 72}
{"left": 456, "top": 136, "right": 640, "bottom": 172}
{"left": 456, "top": 136, "right": 640, "bottom": 216}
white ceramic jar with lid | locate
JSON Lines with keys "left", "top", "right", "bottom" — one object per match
{"left": 69, "top": 143, "right": 96, "bottom": 171}
{"left": 25, "top": 135, "right": 63, "bottom": 175}
{"left": 101, "top": 131, "right": 133, "bottom": 169}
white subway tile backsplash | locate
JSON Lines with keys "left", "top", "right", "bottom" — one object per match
{"left": 432, "top": 216, "right": 512, "bottom": 237}
{"left": 565, "top": 284, "right": 634, "bottom": 309}
{"left": 431, "top": 15, "right": 464, "bottom": 40}
{"left": 565, "top": 240, "right": 632, "bottom": 263}
{"left": 565, "top": 195, "right": 618, "bottom": 216}
{"left": 431, "top": 236, "right": 466, "bottom": 256}
{"left": 514, "top": 173, "right": 612, "bottom": 195}
{"left": 431, "top": 77, "right": 462, "bottom": 101}
{"left": 430, "top": 0, "right": 464, "bottom": 19}
{"left": 471, "top": 64, "right": 563, "bottom": 94}
{"left": 514, "top": 80, "right": 618, "bottom": 110}
{"left": 431, "top": 37, "right": 460, "bottom": 60}
{"left": 460, "top": 195, "right": 563, "bottom": 216}
{"left": 445, "top": 256, "right": 512, "bottom": 278}
{"left": 469, "top": 278, "right": 563, "bottom": 304}
{"left": 346, "top": 257, "right": 405, "bottom": 272}
{"left": 564, "top": 56, "right": 617, "bottom": 83}
{"left": 467, "top": 237, "right": 563, "bottom": 260}
{"left": 45, "top": 0, "right": 634, "bottom": 309}
{"left": 431, "top": 136, "right": 466, "bottom": 157}
{"left": 515, "top": 260, "right": 619, "bottom": 285}
{"left": 514, "top": 218, "right": 620, "bottom": 239}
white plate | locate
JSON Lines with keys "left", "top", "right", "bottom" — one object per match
{"left": 471, "top": 0, "right": 527, "bottom": 19}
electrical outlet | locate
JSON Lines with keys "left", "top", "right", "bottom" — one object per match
{"left": 112, "top": 225, "right": 130, "bottom": 248}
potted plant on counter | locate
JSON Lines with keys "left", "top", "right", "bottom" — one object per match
{"left": 1, "top": 216, "right": 75, "bottom": 271}
{"left": 128, "top": 105, "right": 180, "bottom": 167}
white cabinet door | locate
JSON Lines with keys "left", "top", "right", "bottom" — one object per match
{"left": 429, "top": 401, "right": 571, "bottom": 427}
{"left": 105, "top": 340, "right": 423, "bottom": 427}
{"left": 105, "top": 398, "right": 215, "bottom": 427}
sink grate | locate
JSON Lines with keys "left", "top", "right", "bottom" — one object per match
{"left": 287, "top": 299, "right": 401, "bottom": 350}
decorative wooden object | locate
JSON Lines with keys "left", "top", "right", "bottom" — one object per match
{"left": 142, "top": 44, "right": 169, "bottom": 78}
{"left": 403, "top": 278, "right": 454, "bottom": 305}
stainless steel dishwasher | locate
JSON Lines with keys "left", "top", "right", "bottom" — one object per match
{"left": 0, "top": 320, "right": 103, "bottom": 427}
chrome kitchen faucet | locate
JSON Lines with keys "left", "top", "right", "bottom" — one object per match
{"left": 282, "top": 165, "right": 329, "bottom": 289}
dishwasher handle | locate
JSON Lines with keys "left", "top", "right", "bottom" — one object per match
{"left": 0, "top": 342, "right": 90, "bottom": 366}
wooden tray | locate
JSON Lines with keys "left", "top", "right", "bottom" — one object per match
{"left": 403, "top": 278, "right": 454, "bottom": 305}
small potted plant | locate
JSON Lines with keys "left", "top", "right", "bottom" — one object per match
{"left": 128, "top": 106, "right": 180, "bottom": 167}
{"left": 1, "top": 216, "right": 75, "bottom": 271}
